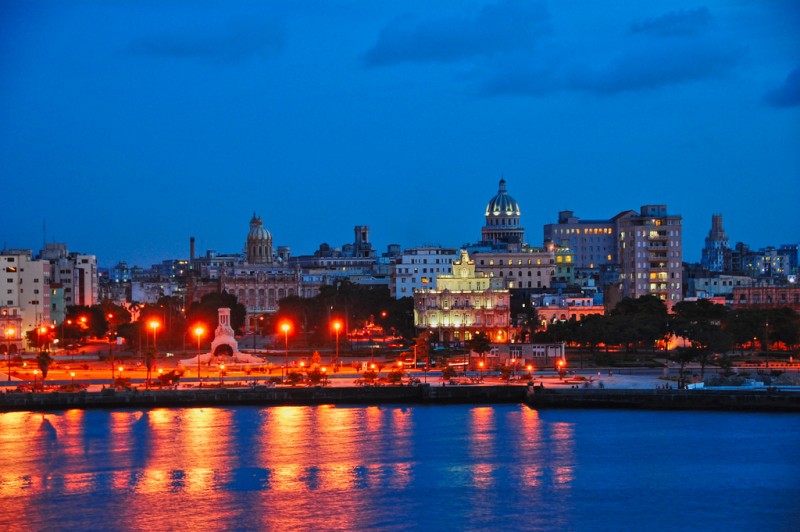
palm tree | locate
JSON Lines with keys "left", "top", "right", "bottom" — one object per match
{"left": 36, "top": 350, "right": 52, "bottom": 388}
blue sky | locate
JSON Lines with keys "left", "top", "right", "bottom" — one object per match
{"left": 2, "top": 0, "right": 798, "bottom": 267}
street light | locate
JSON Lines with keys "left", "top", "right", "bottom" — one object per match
{"left": 321, "top": 366, "right": 327, "bottom": 386}
{"left": 219, "top": 363, "right": 225, "bottom": 385}
{"left": 194, "top": 325, "right": 205, "bottom": 388}
{"left": 149, "top": 320, "right": 160, "bottom": 354}
{"left": 478, "top": 360, "right": 484, "bottom": 380}
{"left": 5, "top": 327, "right": 15, "bottom": 382}
{"left": 253, "top": 315, "right": 264, "bottom": 351}
{"left": 332, "top": 320, "right": 342, "bottom": 367}
{"left": 70, "top": 371, "right": 75, "bottom": 386}
{"left": 108, "top": 313, "right": 116, "bottom": 380}
{"left": 280, "top": 321, "right": 291, "bottom": 381}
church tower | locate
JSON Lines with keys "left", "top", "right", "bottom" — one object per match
{"left": 246, "top": 213, "right": 273, "bottom": 264}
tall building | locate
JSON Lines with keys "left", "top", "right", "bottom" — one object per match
{"left": 0, "top": 249, "right": 51, "bottom": 334}
{"left": 414, "top": 249, "right": 510, "bottom": 344}
{"left": 481, "top": 179, "right": 524, "bottom": 249}
{"left": 700, "top": 214, "right": 729, "bottom": 272}
{"left": 40, "top": 243, "right": 98, "bottom": 308}
{"left": 617, "top": 205, "right": 683, "bottom": 304}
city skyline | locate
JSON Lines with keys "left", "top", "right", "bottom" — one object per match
{"left": 2, "top": 1, "right": 798, "bottom": 267}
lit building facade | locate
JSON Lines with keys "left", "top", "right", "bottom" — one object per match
{"left": 414, "top": 250, "right": 510, "bottom": 344}
{"left": 543, "top": 210, "right": 617, "bottom": 270}
{"left": 472, "top": 248, "right": 555, "bottom": 290}
{"left": 617, "top": 205, "right": 683, "bottom": 304}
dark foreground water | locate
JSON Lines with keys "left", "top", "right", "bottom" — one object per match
{"left": 1, "top": 405, "right": 798, "bottom": 531}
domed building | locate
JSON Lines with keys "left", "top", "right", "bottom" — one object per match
{"left": 246, "top": 213, "right": 273, "bottom": 264}
{"left": 481, "top": 179, "right": 524, "bottom": 248}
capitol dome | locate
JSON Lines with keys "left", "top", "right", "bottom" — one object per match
{"left": 481, "top": 178, "right": 524, "bottom": 248}
{"left": 485, "top": 179, "right": 521, "bottom": 217}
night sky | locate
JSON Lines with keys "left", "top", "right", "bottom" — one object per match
{"left": 2, "top": 1, "right": 798, "bottom": 268}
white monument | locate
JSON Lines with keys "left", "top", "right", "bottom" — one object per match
{"left": 178, "top": 307, "right": 264, "bottom": 367}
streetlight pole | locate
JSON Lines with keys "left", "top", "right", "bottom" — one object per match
{"left": 108, "top": 313, "right": 115, "bottom": 381}
{"left": 281, "top": 322, "right": 291, "bottom": 381}
{"left": 333, "top": 321, "right": 341, "bottom": 367}
{"left": 5, "top": 328, "right": 14, "bottom": 382}
{"left": 194, "top": 326, "right": 204, "bottom": 388}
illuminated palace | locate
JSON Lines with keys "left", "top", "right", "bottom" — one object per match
{"left": 414, "top": 249, "right": 510, "bottom": 344}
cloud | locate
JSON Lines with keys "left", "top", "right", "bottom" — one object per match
{"left": 764, "top": 65, "right": 800, "bottom": 107}
{"left": 630, "top": 7, "right": 711, "bottom": 37}
{"left": 363, "top": 0, "right": 550, "bottom": 67}
{"left": 481, "top": 7, "right": 743, "bottom": 97}
{"left": 129, "top": 20, "right": 283, "bottom": 64}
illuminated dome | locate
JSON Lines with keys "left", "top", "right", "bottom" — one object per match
{"left": 485, "top": 179, "right": 521, "bottom": 217}
{"left": 481, "top": 178, "right": 524, "bottom": 248}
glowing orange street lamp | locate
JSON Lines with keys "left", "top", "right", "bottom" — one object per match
{"left": 332, "top": 320, "right": 342, "bottom": 366}
{"left": 280, "top": 321, "right": 292, "bottom": 381}
{"left": 70, "top": 371, "right": 75, "bottom": 386}
{"left": 219, "top": 363, "right": 225, "bottom": 385}
{"left": 321, "top": 366, "right": 327, "bottom": 386}
{"left": 194, "top": 325, "right": 205, "bottom": 387}
{"left": 478, "top": 360, "right": 484, "bottom": 379}
{"left": 149, "top": 320, "right": 160, "bottom": 353}
{"left": 5, "top": 327, "right": 15, "bottom": 382}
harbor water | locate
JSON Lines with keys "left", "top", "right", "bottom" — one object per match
{"left": 1, "top": 405, "right": 798, "bottom": 531}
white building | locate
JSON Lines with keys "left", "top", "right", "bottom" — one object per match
{"left": 40, "top": 243, "right": 98, "bottom": 308}
{"left": 390, "top": 246, "right": 459, "bottom": 299}
{"left": 0, "top": 249, "right": 51, "bottom": 334}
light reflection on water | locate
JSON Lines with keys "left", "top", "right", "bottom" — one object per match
{"left": 0, "top": 405, "right": 798, "bottom": 530}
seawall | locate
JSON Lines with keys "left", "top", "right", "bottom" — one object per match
{"left": 525, "top": 388, "right": 800, "bottom": 412}
{"left": 0, "top": 384, "right": 527, "bottom": 412}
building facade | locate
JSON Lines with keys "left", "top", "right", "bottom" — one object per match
{"left": 472, "top": 248, "right": 555, "bottom": 290}
{"left": 543, "top": 210, "right": 617, "bottom": 270}
{"left": 414, "top": 250, "right": 510, "bottom": 344}
{"left": 0, "top": 249, "right": 51, "bottom": 334}
{"left": 390, "top": 246, "right": 459, "bottom": 299}
{"left": 617, "top": 205, "right": 683, "bottom": 304}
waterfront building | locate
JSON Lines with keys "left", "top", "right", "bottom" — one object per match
{"left": 617, "top": 205, "right": 683, "bottom": 305}
{"left": 414, "top": 249, "right": 510, "bottom": 344}
{"left": 729, "top": 243, "right": 797, "bottom": 280}
{"left": 391, "top": 246, "right": 459, "bottom": 299}
{"left": 700, "top": 214, "right": 729, "bottom": 272}
{"left": 0, "top": 249, "right": 51, "bottom": 333}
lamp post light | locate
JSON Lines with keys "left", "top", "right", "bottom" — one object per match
{"left": 321, "top": 366, "right": 327, "bottom": 386}
{"left": 253, "top": 315, "right": 264, "bottom": 351}
{"left": 332, "top": 320, "right": 342, "bottom": 367}
{"left": 149, "top": 320, "right": 160, "bottom": 355}
{"left": 281, "top": 322, "right": 291, "bottom": 381}
{"left": 5, "top": 327, "right": 15, "bottom": 382}
{"left": 108, "top": 313, "right": 115, "bottom": 380}
{"left": 194, "top": 326, "right": 204, "bottom": 388}
{"left": 219, "top": 363, "right": 225, "bottom": 385}
{"left": 478, "top": 360, "right": 484, "bottom": 381}
{"left": 70, "top": 371, "right": 75, "bottom": 386}
{"left": 117, "top": 366, "right": 123, "bottom": 386}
